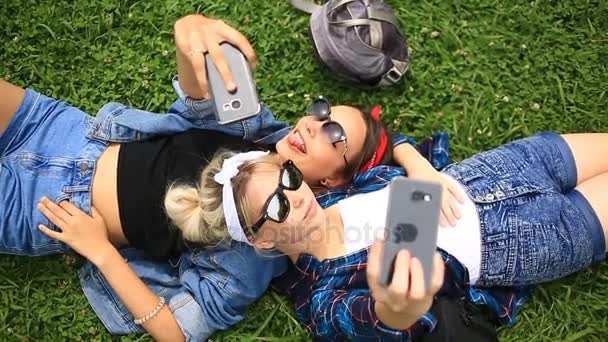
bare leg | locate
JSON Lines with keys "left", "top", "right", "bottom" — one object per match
{"left": 561, "top": 133, "right": 608, "bottom": 185}
{"left": 574, "top": 172, "right": 608, "bottom": 252}
{"left": 0, "top": 80, "right": 26, "bottom": 137}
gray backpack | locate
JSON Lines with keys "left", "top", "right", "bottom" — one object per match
{"left": 289, "top": 0, "right": 410, "bottom": 87}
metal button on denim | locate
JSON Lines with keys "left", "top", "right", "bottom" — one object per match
{"left": 79, "top": 162, "right": 88, "bottom": 177}
{"left": 485, "top": 193, "right": 495, "bottom": 201}
{"left": 495, "top": 190, "right": 505, "bottom": 198}
{"left": 476, "top": 195, "right": 484, "bottom": 201}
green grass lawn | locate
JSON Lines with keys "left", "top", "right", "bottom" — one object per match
{"left": 1, "top": 0, "right": 607, "bottom": 340}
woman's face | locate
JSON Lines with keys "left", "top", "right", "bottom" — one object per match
{"left": 275, "top": 105, "right": 367, "bottom": 188}
{"left": 243, "top": 167, "right": 327, "bottom": 252}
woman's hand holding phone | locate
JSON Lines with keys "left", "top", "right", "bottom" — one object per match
{"left": 367, "top": 240, "right": 445, "bottom": 331}
{"left": 174, "top": 14, "right": 256, "bottom": 99}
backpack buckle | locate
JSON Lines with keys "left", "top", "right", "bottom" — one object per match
{"left": 384, "top": 65, "right": 403, "bottom": 84}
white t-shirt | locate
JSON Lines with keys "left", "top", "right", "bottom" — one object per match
{"left": 338, "top": 174, "right": 482, "bottom": 284}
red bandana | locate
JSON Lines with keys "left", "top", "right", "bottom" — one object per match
{"left": 358, "top": 105, "right": 388, "bottom": 173}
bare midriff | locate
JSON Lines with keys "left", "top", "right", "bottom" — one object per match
{"left": 91, "top": 143, "right": 129, "bottom": 247}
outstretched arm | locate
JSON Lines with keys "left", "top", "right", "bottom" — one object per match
{"left": 306, "top": 241, "right": 444, "bottom": 341}
{"left": 37, "top": 198, "right": 185, "bottom": 342}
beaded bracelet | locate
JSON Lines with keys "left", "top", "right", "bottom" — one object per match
{"left": 134, "top": 297, "right": 166, "bottom": 325}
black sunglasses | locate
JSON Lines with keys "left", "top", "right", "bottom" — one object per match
{"left": 248, "top": 160, "right": 304, "bottom": 236}
{"left": 307, "top": 97, "right": 349, "bottom": 165}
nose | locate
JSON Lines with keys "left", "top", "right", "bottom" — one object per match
{"left": 305, "top": 120, "right": 316, "bottom": 138}
{"left": 287, "top": 190, "right": 305, "bottom": 209}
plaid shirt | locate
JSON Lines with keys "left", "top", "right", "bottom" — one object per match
{"left": 272, "top": 132, "right": 535, "bottom": 341}
{"left": 315, "top": 131, "right": 451, "bottom": 208}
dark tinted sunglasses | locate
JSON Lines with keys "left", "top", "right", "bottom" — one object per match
{"left": 307, "top": 97, "right": 348, "bottom": 164}
{"left": 249, "top": 160, "right": 304, "bottom": 236}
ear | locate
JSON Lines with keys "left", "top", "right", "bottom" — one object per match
{"left": 253, "top": 239, "right": 275, "bottom": 250}
{"left": 252, "top": 230, "right": 276, "bottom": 250}
{"left": 320, "top": 175, "right": 348, "bottom": 189}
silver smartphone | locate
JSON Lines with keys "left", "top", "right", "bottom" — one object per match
{"left": 379, "top": 177, "right": 442, "bottom": 289}
{"left": 205, "top": 43, "right": 261, "bottom": 124}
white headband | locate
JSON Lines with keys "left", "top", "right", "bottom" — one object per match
{"left": 213, "top": 151, "right": 270, "bottom": 245}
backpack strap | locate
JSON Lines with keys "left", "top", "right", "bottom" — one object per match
{"left": 327, "top": 0, "right": 358, "bottom": 12}
{"left": 289, "top": 0, "right": 322, "bottom": 14}
{"left": 377, "top": 59, "right": 408, "bottom": 86}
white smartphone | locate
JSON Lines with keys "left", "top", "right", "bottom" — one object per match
{"left": 379, "top": 177, "right": 442, "bottom": 289}
{"left": 205, "top": 43, "right": 261, "bottom": 124}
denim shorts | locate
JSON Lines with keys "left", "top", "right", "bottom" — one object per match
{"left": 0, "top": 89, "right": 106, "bottom": 256}
{"left": 443, "top": 132, "right": 605, "bottom": 287}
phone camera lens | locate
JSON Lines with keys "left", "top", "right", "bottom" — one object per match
{"left": 412, "top": 191, "right": 431, "bottom": 202}
{"left": 231, "top": 99, "right": 241, "bottom": 109}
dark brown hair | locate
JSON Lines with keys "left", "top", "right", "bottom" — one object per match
{"left": 342, "top": 108, "right": 394, "bottom": 179}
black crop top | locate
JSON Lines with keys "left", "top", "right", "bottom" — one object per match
{"left": 116, "top": 130, "right": 256, "bottom": 259}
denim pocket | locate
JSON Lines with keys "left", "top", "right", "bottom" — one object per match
{"left": 468, "top": 177, "right": 542, "bottom": 204}
{"left": 518, "top": 219, "right": 555, "bottom": 282}
{"left": 452, "top": 162, "right": 544, "bottom": 205}
{"left": 18, "top": 152, "right": 73, "bottom": 178}
{"left": 479, "top": 220, "right": 514, "bottom": 285}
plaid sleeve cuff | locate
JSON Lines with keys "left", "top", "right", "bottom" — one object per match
{"left": 393, "top": 132, "right": 417, "bottom": 147}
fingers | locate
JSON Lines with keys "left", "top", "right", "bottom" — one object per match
{"left": 430, "top": 253, "right": 445, "bottom": 294}
{"left": 175, "top": 16, "right": 255, "bottom": 96}
{"left": 448, "top": 196, "right": 462, "bottom": 220}
{"left": 59, "top": 200, "right": 83, "bottom": 216}
{"left": 219, "top": 21, "right": 257, "bottom": 67}
{"left": 38, "top": 224, "right": 63, "bottom": 241}
{"left": 38, "top": 197, "right": 71, "bottom": 229}
{"left": 441, "top": 200, "right": 456, "bottom": 227}
{"left": 408, "top": 257, "right": 426, "bottom": 301}
{"left": 446, "top": 184, "right": 463, "bottom": 221}
{"left": 191, "top": 54, "right": 209, "bottom": 99}
{"left": 205, "top": 35, "right": 236, "bottom": 92}
{"left": 367, "top": 239, "right": 384, "bottom": 290}
{"left": 388, "top": 250, "right": 411, "bottom": 297}
{"left": 439, "top": 212, "right": 447, "bottom": 227}
{"left": 371, "top": 248, "right": 444, "bottom": 316}
{"left": 400, "top": 255, "right": 443, "bottom": 303}
{"left": 187, "top": 30, "right": 210, "bottom": 98}
{"left": 441, "top": 191, "right": 463, "bottom": 227}
{"left": 448, "top": 182, "right": 466, "bottom": 204}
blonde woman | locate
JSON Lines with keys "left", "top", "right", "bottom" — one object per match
{"left": 147, "top": 130, "right": 608, "bottom": 340}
